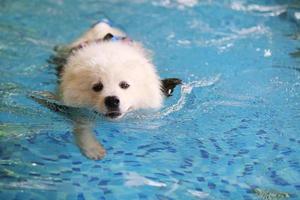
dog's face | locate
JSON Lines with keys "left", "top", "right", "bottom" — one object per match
{"left": 60, "top": 42, "right": 163, "bottom": 119}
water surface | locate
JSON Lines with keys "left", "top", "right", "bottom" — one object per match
{"left": 0, "top": 0, "right": 300, "bottom": 199}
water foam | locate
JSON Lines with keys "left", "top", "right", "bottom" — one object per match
{"left": 126, "top": 74, "right": 221, "bottom": 121}
{"left": 158, "top": 74, "right": 221, "bottom": 117}
{"left": 187, "top": 190, "right": 210, "bottom": 199}
{"left": 124, "top": 172, "right": 167, "bottom": 187}
{"left": 196, "top": 25, "right": 270, "bottom": 49}
{"left": 231, "top": 2, "right": 287, "bottom": 17}
{"left": 152, "top": 0, "right": 199, "bottom": 9}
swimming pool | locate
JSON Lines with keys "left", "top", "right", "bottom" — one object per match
{"left": 1, "top": 0, "right": 300, "bottom": 199}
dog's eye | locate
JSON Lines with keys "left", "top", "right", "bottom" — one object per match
{"left": 119, "top": 81, "right": 130, "bottom": 89}
{"left": 92, "top": 82, "right": 103, "bottom": 92}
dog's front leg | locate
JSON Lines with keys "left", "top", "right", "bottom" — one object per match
{"left": 73, "top": 120, "right": 106, "bottom": 160}
{"left": 30, "top": 92, "right": 106, "bottom": 160}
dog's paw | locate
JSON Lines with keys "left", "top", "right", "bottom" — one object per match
{"left": 80, "top": 141, "right": 106, "bottom": 160}
{"left": 74, "top": 129, "right": 106, "bottom": 160}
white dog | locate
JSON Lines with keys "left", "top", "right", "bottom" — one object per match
{"left": 34, "top": 20, "right": 181, "bottom": 160}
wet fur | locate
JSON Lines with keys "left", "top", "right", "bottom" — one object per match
{"left": 36, "top": 21, "right": 181, "bottom": 160}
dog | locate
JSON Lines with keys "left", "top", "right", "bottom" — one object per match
{"left": 33, "top": 20, "right": 181, "bottom": 160}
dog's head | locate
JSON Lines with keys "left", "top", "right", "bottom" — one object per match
{"left": 59, "top": 41, "right": 163, "bottom": 119}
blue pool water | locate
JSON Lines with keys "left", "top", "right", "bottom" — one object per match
{"left": 1, "top": 0, "right": 300, "bottom": 199}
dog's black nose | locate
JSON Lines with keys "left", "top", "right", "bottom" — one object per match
{"left": 104, "top": 96, "right": 120, "bottom": 109}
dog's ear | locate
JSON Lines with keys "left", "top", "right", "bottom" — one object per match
{"left": 103, "top": 33, "right": 114, "bottom": 41}
{"left": 161, "top": 78, "right": 182, "bottom": 97}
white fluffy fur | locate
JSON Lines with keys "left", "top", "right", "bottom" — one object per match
{"left": 60, "top": 41, "right": 163, "bottom": 117}
{"left": 56, "top": 22, "right": 164, "bottom": 159}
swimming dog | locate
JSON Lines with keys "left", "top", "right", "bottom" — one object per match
{"left": 33, "top": 20, "right": 181, "bottom": 159}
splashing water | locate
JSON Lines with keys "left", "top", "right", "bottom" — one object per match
{"left": 124, "top": 74, "right": 221, "bottom": 120}
{"left": 159, "top": 74, "right": 221, "bottom": 117}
